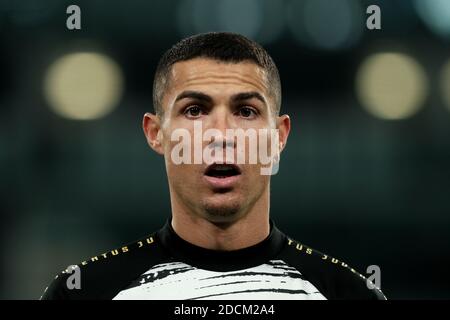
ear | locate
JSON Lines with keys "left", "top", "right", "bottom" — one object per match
{"left": 276, "top": 114, "right": 291, "bottom": 153}
{"left": 142, "top": 112, "right": 164, "bottom": 155}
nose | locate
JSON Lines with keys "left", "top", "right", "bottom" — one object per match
{"left": 204, "top": 105, "right": 236, "bottom": 150}
{"left": 207, "top": 105, "right": 233, "bottom": 132}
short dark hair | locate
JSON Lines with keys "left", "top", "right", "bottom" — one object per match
{"left": 153, "top": 32, "right": 281, "bottom": 117}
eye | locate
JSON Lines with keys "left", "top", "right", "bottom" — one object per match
{"left": 238, "top": 106, "right": 257, "bottom": 118}
{"left": 184, "top": 105, "right": 204, "bottom": 118}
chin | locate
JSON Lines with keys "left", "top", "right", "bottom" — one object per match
{"left": 201, "top": 198, "right": 243, "bottom": 223}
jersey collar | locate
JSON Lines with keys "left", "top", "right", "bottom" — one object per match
{"left": 156, "top": 217, "right": 286, "bottom": 272}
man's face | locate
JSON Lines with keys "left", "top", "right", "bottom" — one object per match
{"left": 146, "top": 58, "right": 288, "bottom": 223}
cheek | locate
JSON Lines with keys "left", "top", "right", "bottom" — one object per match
{"left": 166, "top": 162, "right": 189, "bottom": 177}
{"left": 166, "top": 162, "right": 203, "bottom": 185}
{"left": 166, "top": 163, "right": 191, "bottom": 191}
{"left": 162, "top": 124, "right": 196, "bottom": 162}
{"left": 242, "top": 164, "right": 270, "bottom": 184}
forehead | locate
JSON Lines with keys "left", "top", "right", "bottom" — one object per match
{"left": 166, "top": 58, "right": 270, "bottom": 98}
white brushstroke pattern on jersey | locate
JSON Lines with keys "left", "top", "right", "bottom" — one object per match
{"left": 113, "top": 260, "right": 326, "bottom": 300}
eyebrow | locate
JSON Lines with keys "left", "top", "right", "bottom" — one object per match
{"left": 174, "top": 90, "right": 267, "bottom": 106}
{"left": 175, "top": 90, "right": 213, "bottom": 103}
{"left": 230, "top": 91, "right": 266, "bottom": 105}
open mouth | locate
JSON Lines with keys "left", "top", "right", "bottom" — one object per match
{"left": 204, "top": 163, "right": 241, "bottom": 179}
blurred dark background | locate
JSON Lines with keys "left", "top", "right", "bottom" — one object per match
{"left": 1, "top": 0, "right": 450, "bottom": 299}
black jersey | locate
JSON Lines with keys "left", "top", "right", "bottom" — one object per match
{"left": 41, "top": 219, "right": 386, "bottom": 300}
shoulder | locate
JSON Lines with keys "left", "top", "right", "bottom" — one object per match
{"left": 40, "top": 233, "right": 167, "bottom": 300}
{"left": 278, "top": 237, "right": 386, "bottom": 300}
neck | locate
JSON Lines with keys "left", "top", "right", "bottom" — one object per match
{"left": 170, "top": 189, "right": 270, "bottom": 251}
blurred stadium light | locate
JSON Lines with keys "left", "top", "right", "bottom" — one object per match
{"left": 287, "top": 0, "right": 363, "bottom": 51}
{"left": 355, "top": 52, "right": 429, "bottom": 120}
{"left": 177, "top": 0, "right": 284, "bottom": 44}
{"left": 441, "top": 59, "right": 450, "bottom": 112}
{"left": 43, "top": 52, "right": 124, "bottom": 120}
{"left": 414, "top": 0, "right": 450, "bottom": 40}
{"left": 177, "top": 0, "right": 262, "bottom": 40}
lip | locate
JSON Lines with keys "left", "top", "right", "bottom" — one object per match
{"left": 203, "top": 174, "right": 241, "bottom": 189}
